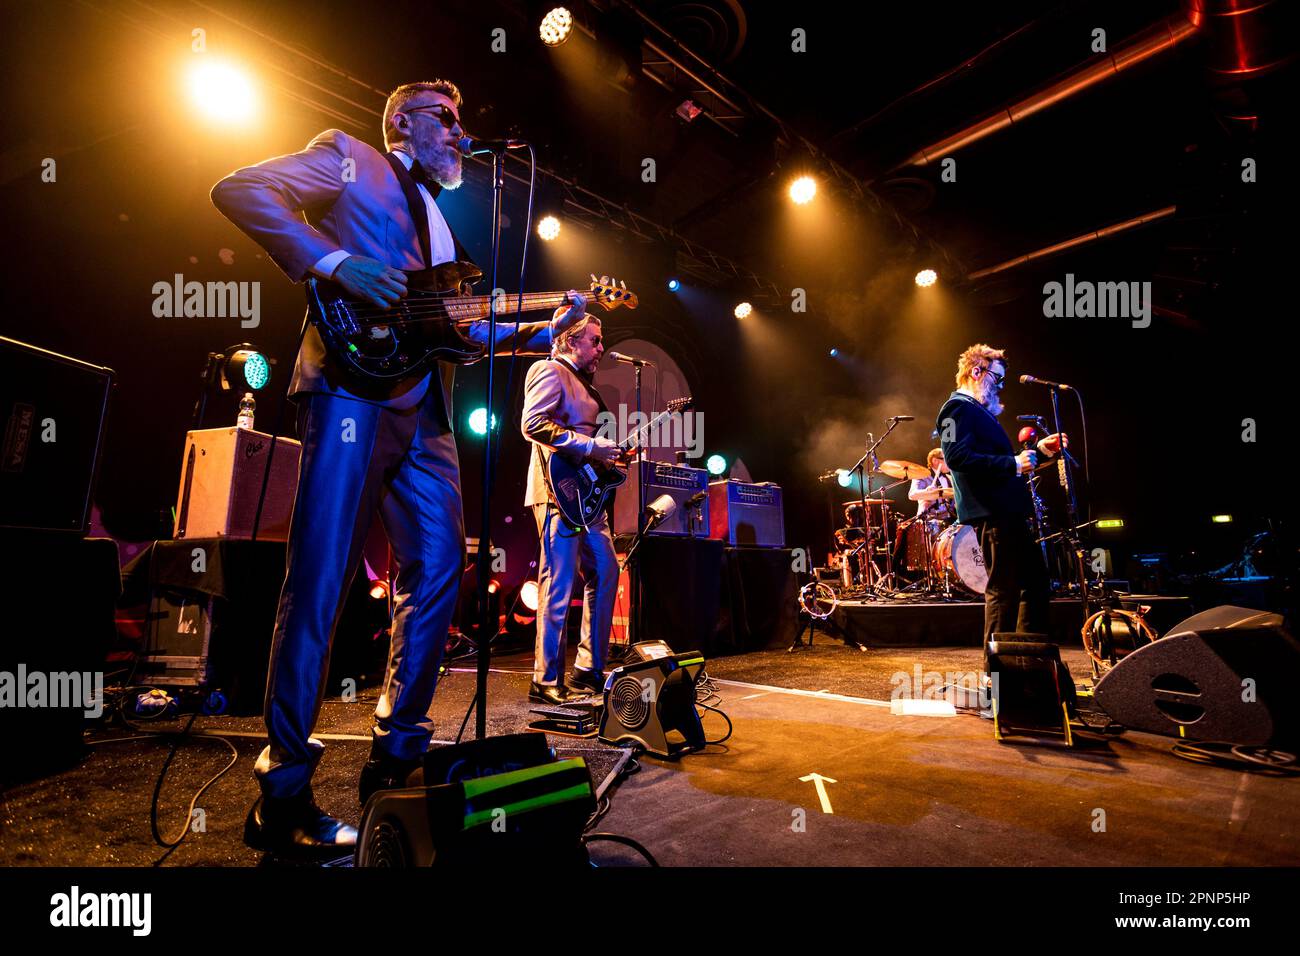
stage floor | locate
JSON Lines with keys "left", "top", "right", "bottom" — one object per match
{"left": 2, "top": 643, "right": 1297, "bottom": 867}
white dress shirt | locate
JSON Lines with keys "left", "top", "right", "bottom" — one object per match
{"left": 310, "top": 147, "right": 456, "bottom": 278}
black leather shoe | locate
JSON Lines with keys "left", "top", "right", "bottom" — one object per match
{"left": 568, "top": 668, "right": 605, "bottom": 696}
{"left": 358, "top": 744, "right": 422, "bottom": 806}
{"left": 529, "top": 681, "right": 574, "bottom": 705}
{"left": 244, "top": 787, "right": 356, "bottom": 858}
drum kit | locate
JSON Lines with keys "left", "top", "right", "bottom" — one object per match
{"left": 828, "top": 458, "right": 988, "bottom": 600}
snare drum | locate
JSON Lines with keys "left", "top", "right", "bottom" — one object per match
{"left": 932, "top": 523, "right": 988, "bottom": 594}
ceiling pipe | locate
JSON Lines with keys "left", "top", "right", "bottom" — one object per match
{"left": 966, "top": 205, "right": 1179, "bottom": 280}
{"left": 894, "top": 7, "right": 1203, "bottom": 171}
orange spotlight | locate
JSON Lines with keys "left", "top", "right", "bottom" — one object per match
{"left": 734, "top": 301, "right": 753, "bottom": 319}
{"left": 188, "top": 60, "right": 257, "bottom": 123}
{"left": 537, "top": 215, "right": 561, "bottom": 241}
{"left": 915, "top": 269, "right": 938, "bottom": 287}
{"left": 540, "top": 7, "right": 574, "bottom": 46}
{"left": 789, "top": 176, "right": 817, "bottom": 205}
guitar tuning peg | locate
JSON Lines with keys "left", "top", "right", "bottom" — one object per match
{"left": 620, "top": 280, "right": 628, "bottom": 290}
{"left": 590, "top": 273, "right": 598, "bottom": 283}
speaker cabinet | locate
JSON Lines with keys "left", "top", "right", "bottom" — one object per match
{"left": 0, "top": 337, "right": 114, "bottom": 534}
{"left": 1094, "top": 621, "right": 1300, "bottom": 746}
{"left": 173, "top": 427, "right": 301, "bottom": 541}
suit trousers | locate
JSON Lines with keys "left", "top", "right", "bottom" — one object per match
{"left": 976, "top": 517, "right": 1051, "bottom": 656}
{"left": 254, "top": 389, "right": 465, "bottom": 798}
{"left": 531, "top": 504, "right": 619, "bottom": 686}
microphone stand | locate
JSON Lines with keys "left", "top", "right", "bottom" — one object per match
{"left": 848, "top": 418, "right": 904, "bottom": 597}
{"left": 1047, "top": 385, "right": 1090, "bottom": 627}
{"left": 630, "top": 362, "right": 646, "bottom": 643}
{"left": 473, "top": 146, "right": 508, "bottom": 739}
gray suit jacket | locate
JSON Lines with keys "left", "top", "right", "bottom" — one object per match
{"left": 211, "top": 128, "right": 553, "bottom": 421}
{"left": 521, "top": 357, "right": 606, "bottom": 508}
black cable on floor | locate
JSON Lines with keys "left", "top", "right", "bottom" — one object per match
{"left": 582, "top": 832, "right": 659, "bottom": 867}
{"left": 698, "top": 701, "right": 733, "bottom": 745}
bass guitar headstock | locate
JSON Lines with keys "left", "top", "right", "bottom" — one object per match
{"left": 588, "top": 274, "right": 639, "bottom": 311}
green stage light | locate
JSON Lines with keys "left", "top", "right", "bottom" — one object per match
{"left": 706, "top": 454, "right": 727, "bottom": 476}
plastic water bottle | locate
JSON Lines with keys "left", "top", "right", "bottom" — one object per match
{"left": 237, "top": 392, "right": 256, "bottom": 430}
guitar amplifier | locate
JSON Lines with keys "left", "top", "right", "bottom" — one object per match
{"left": 1, "top": 336, "right": 114, "bottom": 534}
{"left": 612, "top": 460, "right": 710, "bottom": 537}
{"left": 174, "top": 427, "right": 301, "bottom": 541}
{"left": 708, "top": 480, "right": 785, "bottom": 548}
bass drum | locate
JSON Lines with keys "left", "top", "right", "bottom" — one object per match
{"left": 933, "top": 524, "right": 988, "bottom": 594}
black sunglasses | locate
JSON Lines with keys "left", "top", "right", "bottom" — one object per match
{"left": 979, "top": 366, "right": 1006, "bottom": 388}
{"left": 403, "top": 104, "right": 462, "bottom": 131}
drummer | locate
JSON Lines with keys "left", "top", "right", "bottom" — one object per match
{"left": 908, "top": 448, "right": 953, "bottom": 519}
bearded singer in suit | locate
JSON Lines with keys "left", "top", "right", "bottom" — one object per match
{"left": 521, "top": 316, "right": 623, "bottom": 705}
{"left": 211, "top": 79, "right": 587, "bottom": 856}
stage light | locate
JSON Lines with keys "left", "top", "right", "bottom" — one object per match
{"left": 837, "top": 469, "right": 852, "bottom": 487}
{"left": 915, "top": 269, "right": 938, "bottom": 287}
{"left": 829, "top": 348, "right": 839, "bottom": 357}
{"left": 369, "top": 579, "right": 390, "bottom": 600}
{"left": 1097, "top": 518, "right": 1125, "bottom": 530}
{"left": 706, "top": 454, "right": 727, "bottom": 476}
{"left": 667, "top": 278, "right": 681, "bottom": 292}
{"left": 540, "top": 7, "right": 573, "bottom": 46}
{"left": 189, "top": 60, "right": 256, "bottom": 123}
{"left": 675, "top": 99, "right": 703, "bottom": 124}
{"left": 734, "top": 301, "right": 752, "bottom": 319}
{"left": 520, "top": 580, "right": 539, "bottom": 612}
{"left": 537, "top": 215, "right": 561, "bottom": 241}
{"left": 468, "top": 407, "right": 497, "bottom": 436}
{"left": 1211, "top": 514, "right": 1233, "bottom": 524}
{"left": 226, "top": 349, "right": 269, "bottom": 390}
{"left": 789, "top": 176, "right": 817, "bottom": 205}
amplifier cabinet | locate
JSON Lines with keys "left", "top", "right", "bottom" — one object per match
{"left": 173, "top": 427, "right": 301, "bottom": 541}
{"left": 1, "top": 336, "right": 114, "bottom": 533}
{"left": 708, "top": 480, "right": 785, "bottom": 548}
{"left": 612, "top": 460, "right": 711, "bottom": 537}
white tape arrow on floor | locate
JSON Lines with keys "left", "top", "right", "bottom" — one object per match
{"left": 799, "top": 772, "right": 837, "bottom": 814}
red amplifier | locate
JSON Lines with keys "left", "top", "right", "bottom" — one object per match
{"left": 707, "top": 480, "right": 785, "bottom": 548}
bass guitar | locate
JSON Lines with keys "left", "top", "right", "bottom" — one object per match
{"left": 305, "top": 262, "right": 637, "bottom": 382}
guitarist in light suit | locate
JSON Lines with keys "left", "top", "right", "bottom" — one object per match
{"left": 211, "top": 79, "right": 587, "bottom": 856}
{"left": 521, "top": 317, "right": 623, "bottom": 705}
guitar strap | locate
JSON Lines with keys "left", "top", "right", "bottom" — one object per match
{"left": 383, "top": 151, "right": 476, "bottom": 269}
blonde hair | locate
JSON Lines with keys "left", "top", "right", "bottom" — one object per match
{"left": 927, "top": 447, "right": 944, "bottom": 470}
{"left": 955, "top": 343, "right": 1006, "bottom": 388}
{"left": 383, "top": 80, "right": 463, "bottom": 149}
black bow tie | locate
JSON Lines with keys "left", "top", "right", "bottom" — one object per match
{"left": 408, "top": 159, "right": 442, "bottom": 198}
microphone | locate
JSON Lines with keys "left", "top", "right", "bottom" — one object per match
{"left": 1019, "top": 374, "right": 1072, "bottom": 390}
{"left": 889, "top": 415, "right": 915, "bottom": 422}
{"left": 606, "top": 351, "right": 655, "bottom": 367}
{"left": 685, "top": 490, "right": 708, "bottom": 508}
{"left": 1016, "top": 414, "right": 1047, "bottom": 424}
{"left": 458, "top": 136, "right": 528, "bottom": 156}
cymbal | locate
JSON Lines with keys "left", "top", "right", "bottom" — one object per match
{"left": 912, "top": 486, "right": 955, "bottom": 501}
{"left": 877, "top": 459, "right": 930, "bottom": 480}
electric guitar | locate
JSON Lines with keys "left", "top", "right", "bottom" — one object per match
{"left": 305, "top": 262, "right": 638, "bottom": 382}
{"left": 547, "top": 397, "right": 694, "bottom": 529}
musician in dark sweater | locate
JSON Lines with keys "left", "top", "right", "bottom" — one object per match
{"left": 936, "top": 344, "right": 1067, "bottom": 651}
